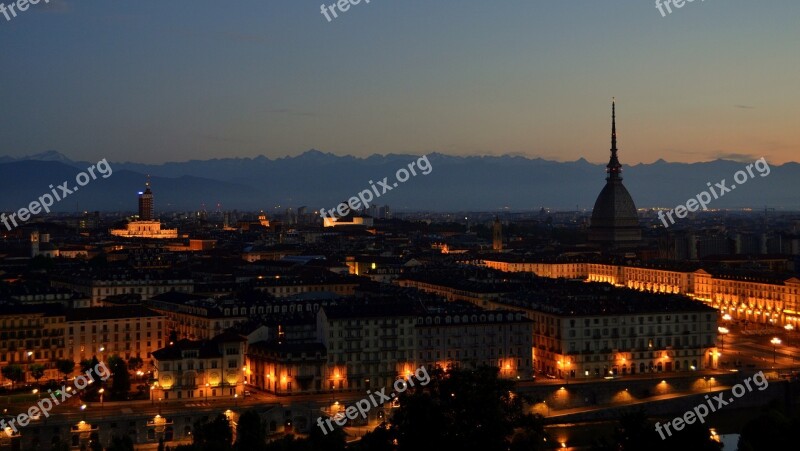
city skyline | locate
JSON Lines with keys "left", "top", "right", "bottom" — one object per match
{"left": 1, "top": 1, "right": 799, "bottom": 449}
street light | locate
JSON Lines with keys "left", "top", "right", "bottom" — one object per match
{"left": 722, "top": 313, "right": 732, "bottom": 322}
{"left": 785, "top": 324, "right": 794, "bottom": 347}
{"left": 205, "top": 383, "right": 209, "bottom": 402}
{"left": 98, "top": 388, "right": 104, "bottom": 407}
{"left": 718, "top": 327, "right": 729, "bottom": 350}
{"left": 771, "top": 337, "right": 782, "bottom": 363}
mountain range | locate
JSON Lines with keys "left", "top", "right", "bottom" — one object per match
{"left": 1, "top": 151, "right": 798, "bottom": 212}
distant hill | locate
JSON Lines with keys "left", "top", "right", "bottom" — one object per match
{"left": 1, "top": 151, "right": 798, "bottom": 212}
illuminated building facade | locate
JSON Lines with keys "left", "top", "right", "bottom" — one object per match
{"left": 150, "top": 332, "right": 246, "bottom": 401}
{"left": 246, "top": 341, "right": 328, "bottom": 395}
{"left": 502, "top": 293, "right": 719, "bottom": 378}
{"left": 110, "top": 179, "right": 178, "bottom": 239}
{"left": 65, "top": 306, "right": 166, "bottom": 362}
{"left": 0, "top": 305, "right": 66, "bottom": 384}
{"left": 414, "top": 310, "right": 533, "bottom": 379}
{"left": 482, "top": 257, "right": 800, "bottom": 328}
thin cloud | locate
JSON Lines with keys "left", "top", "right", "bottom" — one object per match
{"left": 734, "top": 105, "right": 755, "bottom": 109}
{"left": 711, "top": 152, "right": 760, "bottom": 162}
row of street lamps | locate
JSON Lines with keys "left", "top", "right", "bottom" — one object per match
{"left": 719, "top": 313, "right": 795, "bottom": 364}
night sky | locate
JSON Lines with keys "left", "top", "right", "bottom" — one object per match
{"left": 2, "top": 0, "right": 798, "bottom": 164}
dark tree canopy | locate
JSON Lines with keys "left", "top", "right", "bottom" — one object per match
{"left": 354, "top": 366, "right": 550, "bottom": 451}
{"left": 235, "top": 410, "right": 266, "bottom": 451}
{"left": 193, "top": 413, "right": 233, "bottom": 451}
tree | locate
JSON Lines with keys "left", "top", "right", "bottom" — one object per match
{"left": 235, "top": 410, "right": 266, "bottom": 450}
{"left": 128, "top": 357, "right": 144, "bottom": 374}
{"left": 737, "top": 406, "right": 795, "bottom": 451}
{"left": 107, "top": 355, "right": 131, "bottom": 399}
{"left": 591, "top": 410, "right": 723, "bottom": 451}
{"left": 376, "top": 366, "right": 549, "bottom": 451}
{"left": 354, "top": 423, "right": 394, "bottom": 451}
{"left": 106, "top": 435, "right": 135, "bottom": 451}
{"left": 80, "top": 356, "right": 101, "bottom": 385}
{"left": 193, "top": 413, "right": 233, "bottom": 451}
{"left": 307, "top": 420, "right": 347, "bottom": 451}
{"left": 29, "top": 363, "right": 46, "bottom": 385}
{"left": 50, "top": 436, "right": 70, "bottom": 451}
{"left": 55, "top": 359, "right": 75, "bottom": 381}
{"left": 2, "top": 364, "right": 25, "bottom": 389}
{"left": 88, "top": 436, "right": 103, "bottom": 451}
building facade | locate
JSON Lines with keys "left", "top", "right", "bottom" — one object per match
{"left": 65, "top": 306, "right": 166, "bottom": 362}
{"left": 150, "top": 332, "right": 246, "bottom": 402}
{"left": 482, "top": 258, "right": 800, "bottom": 328}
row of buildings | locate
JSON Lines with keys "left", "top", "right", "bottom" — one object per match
{"left": 148, "top": 296, "right": 534, "bottom": 401}
{"left": 480, "top": 256, "right": 800, "bottom": 329}
{"left": 0, "top": 305, "right": 165, "bottom": 383}
{"left": 397, "top": 268, "right": 719, "bottom": 380}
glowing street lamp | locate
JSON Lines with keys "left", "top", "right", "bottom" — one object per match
{"left": 722, "top": 313, "right": 732, "bottom": 322}
{"left": 718, "top": 327, "right": 729, "bottom": 350}
{"left": 785, "top": 324, "right": 794, "bottom": 346}
{"left": 771, "top": 337, "right": 782, "bottom": 363}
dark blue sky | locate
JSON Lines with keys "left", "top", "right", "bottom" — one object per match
{"left": 2, "top": 0, "right": 798, "bottom": 164}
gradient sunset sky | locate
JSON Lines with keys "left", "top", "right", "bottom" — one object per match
{"left": 1, "top": 0, "right": 798, "bottom": 164}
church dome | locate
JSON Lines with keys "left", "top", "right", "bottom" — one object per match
{"left": 589, "top": 100, "right": 642, "bottom": 246}
{"left": 590, "top": 181, "right": 639, "bottom": 228}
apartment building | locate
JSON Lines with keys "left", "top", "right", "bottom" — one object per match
{"left": 146, "top": 292, "right": 248, "bottom": 341}
{"left": 247, "top": 341, "right": 327, "bottom": 394}
{"left": 65, "top": 306, "right": 166, "bottom": 362}
{"left": 415, "top": 309, "right": 534, "bottom": 379}
{"left": 246, "top": 299, "right": 535, "bottom": 396}
{"left": 253, "top": 274, "right": 359, "bottom": 299}
{"left": 317, "top": 304, "right": 418, "bottom": 392}
{"left": 150, "top": 332, "right": 247, "bottom": 401}
{"left": 51, "top": 273, "right": 193, "bottom": 305}
{"left": 496, "top": 290, "right": 719, "bottom": 378}
{"left": 0, "top": 305, "right": 66, "bottom": 384}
